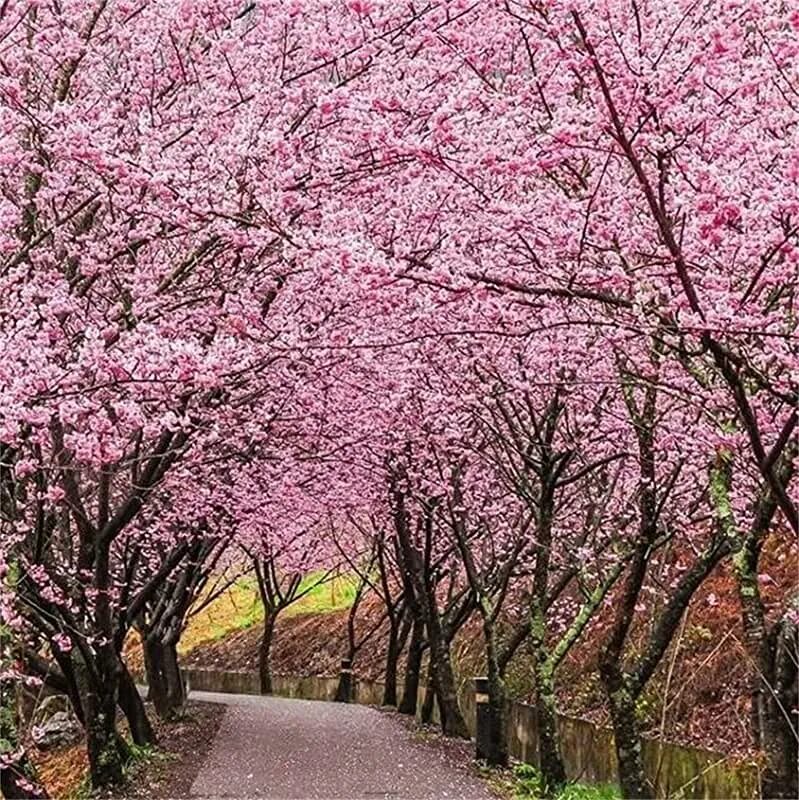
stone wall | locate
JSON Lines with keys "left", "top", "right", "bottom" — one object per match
{"left": 180, "top": 667, "right": 761, "bottom": 799}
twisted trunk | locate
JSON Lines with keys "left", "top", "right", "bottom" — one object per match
{"left": 144, "top": 638, "right": 185, "bottom": 720}
{"left": 118, "top": 661, "right": 156, "bottom": 745}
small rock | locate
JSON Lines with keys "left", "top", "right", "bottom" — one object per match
{"left": 32, "top": 710, "right": 83, "bottom": 750}
{"left": 31, "top": 693, "right": 72, "bottom": 722}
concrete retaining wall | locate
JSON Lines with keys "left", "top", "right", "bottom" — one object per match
{"left": 180, "top": 667, "right": 761, "bottom": 799}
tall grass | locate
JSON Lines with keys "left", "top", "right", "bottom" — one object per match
{"left": 179, "top": 571, "right": 358, "bottom": 654}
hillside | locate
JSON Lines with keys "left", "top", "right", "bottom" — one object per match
{"left": 174, "top": 534, "right": 796, "bottom": 760}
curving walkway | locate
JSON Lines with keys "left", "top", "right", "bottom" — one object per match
{"left": 190, "top": 691, "right": 493, "bottom": 800}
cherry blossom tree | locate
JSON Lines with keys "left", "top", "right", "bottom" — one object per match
{"left": 296, "top": 2, "right": 797, "bottom": 794}
{"left": 460, "top": 376, "right": 629, "bottom": 778}
{"left": 1, "top": 1, "right": 795, "bottom": 797}
{"left": 237, "top": 473, "right": 341, "bottom": 695}
{"left": 0, "top": 0, "right": 416, "bottom": 788}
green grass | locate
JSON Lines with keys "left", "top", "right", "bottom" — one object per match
{"left": 557, "top": 782, "right": 620, "bottom": 800}
{"left": 64, "top": 773, "right": 92, "bottom": 800}
{"left": 478, "top": 763, "right": 620, "bottom": 800}
{"left": 179, "top": 571, "right": 358, "bottom": 654}
{"left": 178, "top": 576, "right": 262, "bottom": 653}
{"left": 285, "top": 571, "right": 360, "bottom": 617}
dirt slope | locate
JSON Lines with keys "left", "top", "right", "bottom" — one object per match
{"left": 178, "top": 535, "right": 796, "bottom": 758}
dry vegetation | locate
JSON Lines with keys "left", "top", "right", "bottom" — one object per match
{"left": 178, "top": 535, "right": 796, "bottom": 759}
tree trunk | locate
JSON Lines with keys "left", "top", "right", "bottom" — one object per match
{"left": 601, "top": 667, "right": 654, "bottom": 800}
{"left": 382, "top": 618, "right": 401, "bottom": 707}
{"left": 144, "top": 638, "right": 185, "bottom": 720}
{"left": 259, "top": 613, "right": 276, "bottom": 695}
{"left": 399, "top": 618, "right": 424, "bottom": 715}
{"left": 762, "top": 609, "right": 799, "bottom": 800}
{"left": 162, "top": 642, "right": 186, "bottom": 717}
{"left": 144, "top": 638, "right": 169, "bottom": 718}
{"left": 51, "top": 649, "right": 86, "bottom": 725}
{"left": 483, "top": 622, "right": 508, "bottom": 767}
{"left": 87, "top": 541, "right": 127, "bottom": 788}
{"left": 334, "top": 656, "right": 355, "bottom": 703}
{"left": 532, "top": 667, "right": 566, "bottom": 793}
{"left": 735, "top": 541, "right": 798, "bottom": 799}
{"left": 421, "top": 670, "right": 436, "bottom": 724}
{"left": 84, "top": 674, "right": 125, "bottom": 788}
{"left": 597, "top": 479, "right": 656, "bottom": 800}
{"left": 483, "top": 673, "right": 508, "bottom": 767}
{"left": 117, "top": 662, "right": 156, "bottom": 746}
{"left": 430, "top": 638, "right": 469, "bottom": 739}
{"left": 529, "top": 602, "right": 566, "bottom": 792}
{"left": 142, "top": 633, "right": 156, "bottom": 702}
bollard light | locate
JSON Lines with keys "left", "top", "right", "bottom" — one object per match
{"left": 335, "top": 658, "right": 353, "bottom": 703}
{"left": 474, "top": 676, "right": 493, "bottom": 762}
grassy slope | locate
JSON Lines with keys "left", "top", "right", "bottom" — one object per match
{"left": 178, "top": 572, "right": 359, "bottom": 656}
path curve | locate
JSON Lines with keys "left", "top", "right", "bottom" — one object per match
{"left": 190, "top": 691, "right": 493, "bottom": 799}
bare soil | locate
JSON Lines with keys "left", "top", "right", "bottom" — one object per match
{"left": 182, "top": 593, "right": 395, "bottom": 681}
{"left": 30, "top": 700, "right": 225, "bottom": 799}
{"left": 112, "top": 700, "right": 225, "bottom": 800}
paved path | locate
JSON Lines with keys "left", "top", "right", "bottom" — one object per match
{"left": 190, "top": 691, "right": 493, "bottom": 799}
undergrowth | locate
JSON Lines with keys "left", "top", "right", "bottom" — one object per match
{"left": 478, "top": 762, "right": 620, "bottom": 800}
{"left": 64, "top": 739, "right": 171, "bottom": 800}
